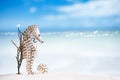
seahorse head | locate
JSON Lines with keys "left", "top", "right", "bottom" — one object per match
{"left": 25, "top": 25, "right": 44, "bottom": 43}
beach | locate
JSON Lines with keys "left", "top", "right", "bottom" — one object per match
{"left": 0, "top": 31, "right": 120, "bottom": 79}
{"left": 0, "top": 73, "right": 120, "bottom": 80}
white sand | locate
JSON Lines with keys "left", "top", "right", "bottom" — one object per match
{"left": 0, "top": 73, "right": 120, "bottom": 80}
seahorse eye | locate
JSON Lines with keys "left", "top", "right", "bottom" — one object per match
{"left": 38, "top": 34, "right": 41, "bottom": 36}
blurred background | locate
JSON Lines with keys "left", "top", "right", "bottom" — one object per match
{"left": 0, "top": 0, "right": 120, "bottom": 32}
{"left": 0, "top": 0, "right": 120, "bottom": 76}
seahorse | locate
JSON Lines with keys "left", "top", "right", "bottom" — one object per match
{"left": 22, "top": 25, "right": 44, "bottom": 75}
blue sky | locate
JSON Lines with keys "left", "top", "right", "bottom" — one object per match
{"left": 0, "top": 0, "right": 120, "bottom": 32}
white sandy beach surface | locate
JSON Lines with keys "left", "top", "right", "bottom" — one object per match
{"left": 0, "top": 73, "right": 120, "bottom": 80}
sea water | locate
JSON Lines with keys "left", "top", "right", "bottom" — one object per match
{"left": 0, "top": 30, "right": 120, "bottom": 76}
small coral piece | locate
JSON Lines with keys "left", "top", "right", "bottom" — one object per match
{"left": 37, "top": 64, "right": 48, "bottom": 74}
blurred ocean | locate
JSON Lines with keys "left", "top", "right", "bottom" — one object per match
{"left": 0, "top": 30, "right": 120, "bottom": 76}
